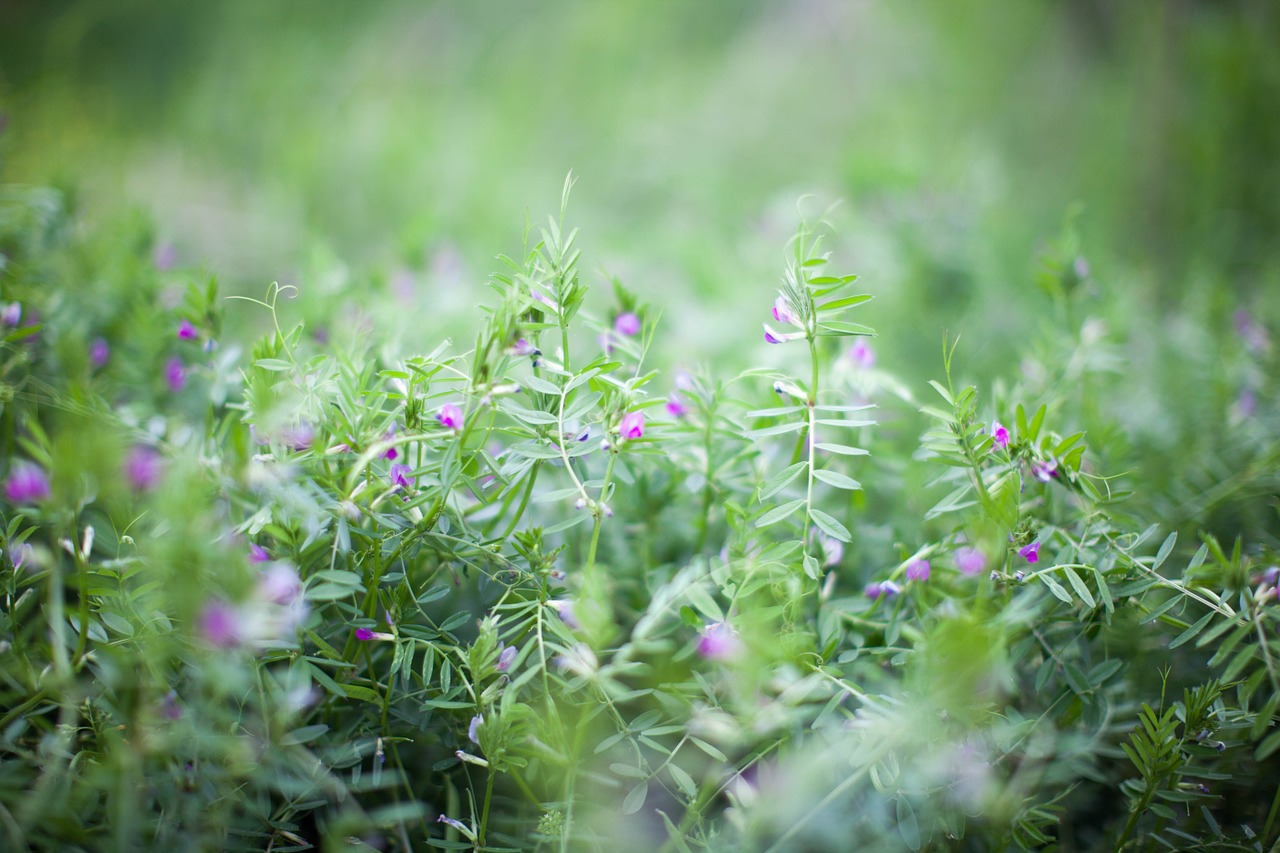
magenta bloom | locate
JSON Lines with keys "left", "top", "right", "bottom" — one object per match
{"left": 355, "top": 627, "right": 374, "bottom": 641}
{"left": 1, "top": 302, "right": 21, "bottom": 326}
{"left": 991, "top": 421, "right": 1010, "bottom": 449}
{"left": 1031, "top": 459, "right": 1058, "bottom": 483}
{"left": 165, "top": 357, "right": 186, "bottom": 392}
{"left": 510, "top": 338, "right": 538, "bottom": 357}
{"left": 955, "top": 547, "right": 987, "bottom": 576}
{"left": 771, "top": 296, "right": 801, "bottom": 328}
{"left": 199, "top": 601, "right": 242, "bottom": 648}
{"left": 5, "top": 462, "right": 50, "bottom": 503}
{"left": 847, "top": 339, "right": 876, "bottom": 369}
{"left": 762, "top": 323, "right": 804, "bottom": 345}
{"left": 389, "top": 463, "right": 414, "bottom": 489}
{"left": 1018, "top": 541, "right": 1041, "bottom": 564}
{"left": 619, "top": 411, "right": 645, "bottom": 439}
{"left": 249, "top": 544, "right": 270, "bottom": 563}
{"left": 281, "top": 422, "right": 314, "bottom": 451}
{"left": 153, "top": 242, "right": 177, "bottom": 270}
{"left": 177, "top": 320, "right": 197, "bottom": 340}
{"left": 89, "top": 337, "right": 110, "bottom": 368}
{"left": 614, "top": 312, "right": 641, "bottom": 336}
{"left": 697, "top": 622, "right": 743, "bottom": 661}
{"left": 124, "top": 446, "right": 162, "bottom": 492}
{"left": 257, "top": 563, "right": 303, "bottom": 605}
{"left": 865, "top": 580, "right": 901, "bottom": 601}
{"left": 437, "top": 403, "right": 463, "bottom": 431}
{"left": 665, "top": 394, "right": 690, "bottom": 419}
{"left": 905, "top": 559, "right": 931, "bottom": 582}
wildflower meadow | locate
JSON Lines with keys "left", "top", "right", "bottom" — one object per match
{"left": 1, "top": 2, "right": 1279, "bottom": 851}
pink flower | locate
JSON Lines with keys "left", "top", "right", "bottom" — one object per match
{"left": 165, "top": 357, "right": 186, "bottom": 392}
{"left": 355, "top": 627, "right": 375, "bottom": 641}
{"left": 1031, "top": 460, "right": 1058, "bottom": 483}
{"left": 437, "top": 403, "right": 463, "bottom": 431}
{"left": 496, "top": 645, "right": 517, "bottom": 672}
{"left": 509, "top": 338, "right": 538, "bottom": 357}
{"left": 665, "top": 394, "right": 690, "bottom": 418}
{"left": 1, "top": 302, "right": 21, "bottom": 326}
{"left": 955, "top": 547, "right": 987, "bottom": 576}
{"left": 697, "top": 622, "right": 743, "bottom": 661}
{"left": 1018, "top": 542, "right": 1041, "bottom": 564}
{"left": 614, "top": 312, "right": 641, "bottom": 336}
{"left": 865, "top": 581, "right": 901, "bottom": 600}
{"left": 123, "top": 446, "right": 162, "bottom": 492}
{"left": 177, "top": 320, "right": 197, "bottom": 340}
{"left": 548, "top": 599, "right": 580, "bottom": 629}
{"left": 619, "top": 411, "right": 645, "bottom": 440}
{"left": 199, "top": 601, "right": 242, "bottom": 648}
{"left": 249, "top": 544, "right": 270, "bottom": 563}
{"left": 847, "top": 339, "right": 875, "bottom": 369}
{"left": 991, "top": 422, "right": 1009, "bottom": 449}
{"left": 5, "top": 462, "right": 50, "bottom": 503}
{"left": 389, "top": 463, "right": 414, "bottom": 489}
{"left": 257, "top": 563, "right": 303, "bottom": 605}
{"left": 89, "top": 338, "right": 110, "bottom": 368}
{"left": 771, "top": 296, "right": 801, "bottom": 328}
{"left": 905, "top": 559, "right": 931, "bottom": 582}
{"left": 762, "top": 324, "right": 804, "bottom": 345}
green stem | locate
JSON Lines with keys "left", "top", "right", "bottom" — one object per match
{"left": 478, "top": 769, "right": 496, "bottom": 846}
{"left": 584, "top": 450, "right": 619, "bottom": 575}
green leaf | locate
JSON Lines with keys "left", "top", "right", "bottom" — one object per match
{"left": 281, "top": 724, "right": 329, "bottom": 746}
{"left": 760, "top": 462, "right": 807, "bottom": 500}
{"left": 1154, "top": 532, "right": 1177, "bottom": 570}
{"left": 1169, "top": 611, "right": 1214, "bottom": 649}
{"left": 755, "top": 499, "right": 805, "bottom": 528}
{"left": 897, "top": 797, "right": 921, "bottom": 851}
{"left": 748, "top": 421, "right": 807, "bottom": 438}
{"left": 668, "top": 764, "right": 697, "bottom": 799}
{"left": 1062, "top": 567, "right": 1095, "bottom": 609}
{"left": 814, "top": 443, "right": 868, "bottom": 457}
{"left": 809, "top": 508, "right": 850, "bottom": 542}
{"left": 817, "top": 294, "right": 872, "bottom": 312}
{"left": 622, "top": 782, "right": 649, "bottom": 815}
{"left": 1040, "top": 574, "right": 1073, "bottom": 604}
{"left": 812, "top": 469, "right": 861, "bottom": 490}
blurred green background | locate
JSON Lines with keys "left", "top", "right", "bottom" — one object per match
{"left": 2, "top": 0, "right": 1278, "bottom": 539}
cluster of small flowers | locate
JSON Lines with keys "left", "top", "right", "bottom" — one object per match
{"left": 198, "top": 548, "right": 308, "bottom": 649}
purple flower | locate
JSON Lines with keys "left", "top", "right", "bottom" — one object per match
{"left": 763, "top": 323, "right": 804, "bottom": 345}
{"left": 619, "top": 411, "right": 645, "bottom": 440}
{"left": 614, "top": 312, "right": 641, "bottom": 336}
{"left": 89, "top": 338, "right": 110, "bottom": 368}
{"left": 597, "top": 332, "right": 615, "bottom": 355}
{"left": 281, "top": 422, "right": 314, "bottom": 451}
{"left": 161, "top": 690, "right": 183, "bottom": 720}
{"left": 865, "top": 580, "right": 901, "bottom": 601}
{"left": 991, "top": 421, "right": 1010, "bottom": 449}
{"left": 496, "top": 644, "right": 517, "bottom": 672}
{"left": 355, "top": 627, "right": 374, "bottom": 641}
{"left": 697, "top": 622, "right": 743, "bottom": 661}
{"left": 165, "top": 357, "right": 186, "bottom": 392}
{"left": 468, "top": 714, "right": 483, "bottom": 745}
{"left": 9, "top": 542, "right": 33, "bottom": 570}
{"left": 257, "top": 563, "right": 302, "bottom": 605}
{"left": 955, "top": 547, "right": 987, "bottom": 576}
{"left": 1018, "top": 542, "right": 1041, "bottom": 564}
{"left": 389, "top": 463, "right": 414, "bottom": 489}
{"left": 249, "top": 544, "right": 270, "bottom": 563}
{"left": 198, "top": 601, "right": 242, "bottom": 648}
{"left": 437, "top": 403, "right": 463, "bottom": 431}
{"left": 548, "top": 599, "right": 580, "bottom": 629}
{"left": 1235, "top": 309, "right": 1270, "bottom": 356}
{"left": 530, "top": 288, "right": 559, "bottom": 313}
{"left": 124, "top": 446, "right": 162, "bottom": 492}
{"left": 1031, "top": 459, "right": 1058, "bottom": 483}
{"left": 382, "top": 428, "right": 399, "bottom": 460}
{"left": 665, "top": 394, "right": 690, "bottom": 419}
{"left": 905, "top": 559, "right": 931, "bottom": 582}
{"left": 771, "top": 296, "right": 801, "bottom": 328}
{"left": 510, "top": 338, "right": 538, "bottom": 357}
{"left": 1, "top": 302, "right": 22, "bottom": 326}
{"left": 847, "top": 339, "right": 875, "bottom": 369}
{"left": 153, "top": 242, "right": 177, "bottom": 270}
{"left": 5, "top": 462, "right": 50, "bottom": 503}
{"left": 177, "top": 320, "right": 197, "bottom": 340}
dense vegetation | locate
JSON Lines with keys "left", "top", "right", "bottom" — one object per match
{"left": 1, "top": 2, "right": 1278, "bottom": 851}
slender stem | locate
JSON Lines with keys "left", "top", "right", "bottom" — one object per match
{"left": 478, "top": 769, "right": 496, "bottom": 846}
{"left": 803, "top": 336, "right": 820, "bottom": 553}
{"left": 584, "top": 450, "right": 619, "bottom": 575}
